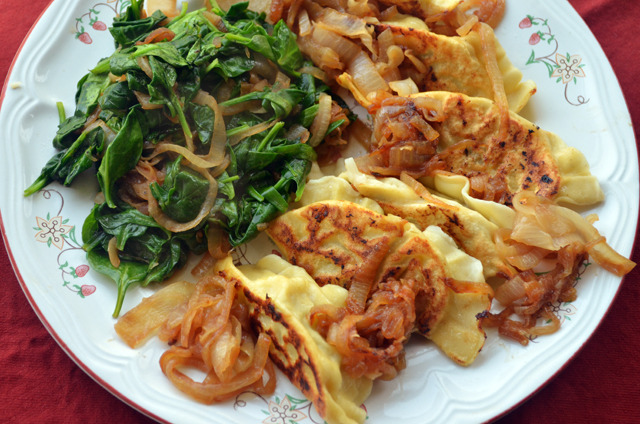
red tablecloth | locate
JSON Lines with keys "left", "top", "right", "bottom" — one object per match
{"left": 1, "top": 1, "right": 638, "bottom": 423}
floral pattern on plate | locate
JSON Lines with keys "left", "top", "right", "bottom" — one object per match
{"left": 32, "top": 189, "right": 96, "bottom": 298}
{"left": 75, "top": 0, "right": 129, "bottom": 44}
{"left": 520, "top": 15, "right": 589, "bottom": 106}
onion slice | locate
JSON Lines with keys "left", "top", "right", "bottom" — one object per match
{"left": 308, "top": 92, "right": 333, "bottom": 147}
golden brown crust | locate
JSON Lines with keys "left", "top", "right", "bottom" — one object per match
{"left": 221, "top": 271, "right": 331, "bottom": 417}
{"left": 378, "top": 200, "right": 513, "bottom": 278}
{"left": 266, "top": 201, "right": 405, "bottom": 288}
{"left": 374, "top": 23, "right": 494, "bottom": 101}
{"left": 430, "top": 92, "right": 561, "bottom": 205}
{"left": 266, "top": 200, "right": 453, "bottom": 338}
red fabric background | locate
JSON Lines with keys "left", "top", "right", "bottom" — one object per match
{"left": 1, "top": 1, "right": 638, "bottom": 423}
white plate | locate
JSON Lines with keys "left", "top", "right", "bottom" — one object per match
{"left": 0, "top": 1, "right": 637, "bottom": 423}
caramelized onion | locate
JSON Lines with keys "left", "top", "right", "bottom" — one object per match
{"left": 133, "top": 90, "right": 164, "bottom": 110}
{"left": 207, "top": 226, "right": 231, "bottom": 260}
{"left": 308, "top": 92, "right": 333, "bottom": 147}
{"left": 314, "top": 7, "right": 374, "bottom": 53}
{"left": 297, "top": 8, "right": 313, "bottom": 36}
{"left": 228, "top": 120, "right": 278, "bottom": 146}
{"left": 456, "top": 14, "right": 479, "bottom": 36}
{"left": 159, "top": 333, "right": 274, "bottom": 404}
{"left": 203, "top": 10, "right": 228, "bottom": 32}
{"left": 346, "top": 241, "right": 390, "bottom": 314}
{"left": 325, "top": 279, "right": 416, "bottom": 380}
{"left": 400, "top": 172, "right": 458, "bottom": 211}
{"left": 136, "top": 27, "right": 175, "bottom": 45}
{"left": 115, "top": 281, "right": 196, "bottom": 348}
{"left": 107, "top": 236, "right": 120, "bottom": 268}
{"left": 476, "top": 22, "right": 510, "bottom": 143}
{"left": 136, "top": 56, "right": 153, "bottom": 79}
{"left": 153, "top": 268, "right": 276, "bottom": 404}
{"left": 510, "top": 191, "right": 635, "bottom": 276}
{"left": 388, "top": 78, "right": 419, "bottom": 97}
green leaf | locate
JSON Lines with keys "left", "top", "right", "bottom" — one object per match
{"left": 110, "top": 10, "right": 167, "bottom": 48}
{"left": 74, "top": 72, "right": 112, "bottom": 119}
{"left": 149, "top": 156, "right": 211, "bottom": 222}
{"left": 526, "top": 50, "right": 536, "bottom": 65}
{"left": 25, "top": 127, "right": 106, "bottom": 196}
{"left": 99, "top": 82, "right": 137, "bottom": 111}
{"left": 543, "top": 61, "right": 556, "bottom": 77}
{"left": 97, "top": 108, "right": 144, "bottom": 207}
{"left": 132, "top": 43, "right": 189, "bottom": 68}
{"left": 188, "top": 103, "right": 215, "bottom": 145}
{"left": 271, "top": 20, "right": 304, "bottom": 75}
{"left": 88, "top": 249, "right": 149, "bottom": 317}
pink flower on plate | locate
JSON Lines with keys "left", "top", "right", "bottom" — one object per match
{"left": 263, "top": 397, "right": 307, "bottom": 424}
{"left": 34, "top": 215, "right": 73, "bottom": 250}
{"left": 551, "top": 53, "right": 586, "bottom": 84}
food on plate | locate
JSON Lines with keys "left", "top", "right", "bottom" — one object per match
{"left": 293, "top": 0, "right": 534, "bottom": 111}
{"left": 116, "top": 258, "right": 278, "bottom": 403}
{"left": 377, "top": 0, "right": 506, "bottom": 30}
{"left": 116, "top": 254, "right": 373, "bottom": 424}
{"left": 219, "top": 255, "right": 373, "bottom": 424}
{"left": 339, "top": 157, "right": 513, "bottom": 279}
{"left": 22, "top": 0, "right": 637, "bottom": 423}
{"left": 370, "top": 20, "right": 536, "bottom": 112}
{"left": 266, "top": 199, "right": 492, "bottom": 365}
{"left": 333, "top": 158, "right": 633, "bottom": 343}
{"left": 26, "top": 1, "right": 352, "bottom": 316}
{"left": 358, "top": 91, "right": 604, "bottom": 206}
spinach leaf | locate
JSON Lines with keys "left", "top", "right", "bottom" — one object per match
{"left": 147, "top": 56, "right": 192, "bottom": 139}
{"left": 52, "top": 115, "right": 87, "bottom": 150}
{"left": 224, "top": 2, "right": 257, "bottom": 20}
{"left": 219, "top": 87, "right": 304, "bottom": 119}
{"left": 108, "top": 50, "right": 141, "bottom": 76}
{"left": 83, "top": 201, "right": 200, "bottom": 317}
{"left": 87, "top": 250, "right": 149, "bottom": 318}
{"left": 110, "top": 10, "right": 167, "bottom": 48}
{"left": 97, "top": 109, "right": 144, "bottom": 207}
{"left": 149, "top": 156, "right": 211, "bottom": 222}
{"left": 217, "top": 124, "right": 316, "bottom": 246}
{"left": 99, "top": 82, "right": 137, "bottom": 111}
{"left": 126, "top": 70, "right": 150, "bottom": 92}
{"left": 25, "top": 127, "right": 105, "bottom": 196}
{"left": 177, "top": 66, "right": 201, "bottom": 102}
{"left": 271, "top": 20, "right": 304, "bottom": 75}
{"left": 74, "top": 72, "right": 111, "bottom": 118}
{"left": 132, "top": 43, "right": 189, "bottom": 68}
{"left": 188, "top": 102, "right": 215, "bottom": 145}
{"left": 26, "top": 0, "right": 337, "bottom": 315}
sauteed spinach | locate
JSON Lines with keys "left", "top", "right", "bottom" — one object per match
{"left": 25, "top": 0, "right": 345, "bottom": 316}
